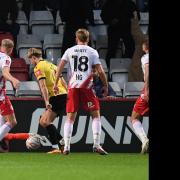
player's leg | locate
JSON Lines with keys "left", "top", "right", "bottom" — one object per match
{"left": 49, "top": 94, "right": 67, "bottom": 147}
{"left": 0, "top": 97, "right": 17, "bottom": 141}
{"left": 0, "top": 97, "right": 17, "bottom": 153}
{"left": 131, "top": 97, "right": 149, "bottom": 153}
{"left": 63, "top": 88, "right": 79, "bottom": 155}
{"left": 39, "top": 110, "right": 62, "bottom": 153}
{"left": 4, "top": 133, "right": 30, "bottom": 141}
{"left": 0, "top": 115, "right": 9, "bottom": 152}
{"left": 63, "top": 112, "right": 76, "bottom": 154}
{"left": 0, "top": 113, "right": 17, "bottom": 152}
{"left": 0, "top": 115, "right": 8, "bottom": 151}
{"left": 90, "top": 110, "right": 108, "bottom": 155}
{"left": 0, "top": 115, "right": 5, "bottom": 127}
{"left": 81, "top": 88, "right": 108, "bottom": 155}
{"left": 0, "top": 139, "right": 9, "bottom": 153}
{"left": 0, "top": 114, "right": 17, "bottom": 141}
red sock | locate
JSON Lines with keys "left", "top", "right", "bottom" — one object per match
{"left": 4, "top": 133, "right": 30, "bottom": 141}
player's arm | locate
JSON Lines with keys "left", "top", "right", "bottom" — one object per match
{"left": 144, "top": 63, "right": 149, "bottom": 102}
{"left": 95, "top": 64, "right": 108, "bottom": 97}
{"left": 54, "top": 60, "right": 67, "bottom": 94}
{"left": 2, "top": 67, "right": 20, "bottom": 89}
{"left": 38, "top": 79, "right": 51, "bottom": 109}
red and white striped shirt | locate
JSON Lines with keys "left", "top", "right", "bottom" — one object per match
{"left": 0, "top": 52, "right": 11, "bottom": 100}
{"left": 62, "top": 45, "right": 101, "bottom": 89}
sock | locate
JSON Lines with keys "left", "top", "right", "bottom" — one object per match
{"left": 64, "top": 119, "right": 73, "bottom": 151}
{"left": 56, "top": 130, "right": 62, "bottom": 141}
{"left": 52, "top": 144, "right": 59, "bottom": 149}
{"left": 46, "top": 124, "right": 59, "bottom": 149}
{"left": 0, "top": 122, "right": 12, "bottom": 141}
{"left": 4, "top": 133, "right": 30, "bottom": 141}
{"left": 0, "top": 115, "right": 5, "bottom": 127}
{"left": 92, "top": 118, "right": 101, "bottom": 148}
{"left": 132, "top": 120, "right": 148, "bottom": 143}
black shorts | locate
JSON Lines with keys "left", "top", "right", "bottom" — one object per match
{"left": 49, "top": 94, "right": 67, "bottom": 115}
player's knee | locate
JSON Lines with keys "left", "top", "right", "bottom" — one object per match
{"left": 130, "top": 115, "right": 134, "bottom": 122}
{"left": 130, "top": 111, "right": 140, "bottom": 123}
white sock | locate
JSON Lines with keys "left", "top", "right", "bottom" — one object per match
{"left": 52, "top": 144, "right": 59, "bottom": 149}
{"left": 64, "top": 119, "right": 73, "bottom": 151}
{"left": 92, "top": 118, "right": 101, "bottom": 148}
{"left": 132, "top": 120, "right": 148, "bottom": 143}
{"left": 0, "top": 122, "right": 12, "bottom": 141}
{"left": 0, "top": 115, "right": 5, "bottom": 127}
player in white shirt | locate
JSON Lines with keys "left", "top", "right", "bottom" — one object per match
{"left": 0, "top": 39, "right": 20, "bottom": 146}
{"left": 130, "top": 39, "right": 149, "bottom": 154}
{"left": 54, "top": 29, "right": 108, "bottom": 155}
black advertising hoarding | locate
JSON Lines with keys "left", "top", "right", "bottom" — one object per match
{"left": 9, "top": 98, "right": 149, "bottom": 153}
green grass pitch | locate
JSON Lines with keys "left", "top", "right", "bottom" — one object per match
{"left": 0, "top": 153, "right": 148, "bottom": 180}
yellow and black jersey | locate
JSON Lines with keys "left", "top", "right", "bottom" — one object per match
{"left": 34, "top": 60, "right": 67, "bottom": 97}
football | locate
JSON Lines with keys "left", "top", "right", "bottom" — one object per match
{"left": 26, "top": 136, "right": 41, "bottom": 150}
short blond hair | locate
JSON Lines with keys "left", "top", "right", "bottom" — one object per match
{"left": 76, "top": 29, "right": 89, "bottom": 43}
{"left": 1, "top": 39, "right": 14, "bottom": 49}
{"left": 27, "top": 48, "right": 42, "bottom": 58}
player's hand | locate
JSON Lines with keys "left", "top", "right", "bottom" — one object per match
{"left": 101, "top": 86, "right": 108, "bottom": 97}
{"left": 53, "top": 85, "right": 59, "bottom": 95}
{"left": 12, "top": 79, "right": 20, "bottom": 89}
{"left": 45, "top": 102, "right": 52, "bottom": 110}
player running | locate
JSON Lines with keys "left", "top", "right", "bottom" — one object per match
{"left": 130, "top": 39, "right": 149, "bottom": 154}
{"left": 54, "top": 29, "right": 108, "bottom": 155}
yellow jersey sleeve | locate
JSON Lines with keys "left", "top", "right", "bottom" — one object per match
{"left": 34, "top": 63, "right": 46, "bottom": 80}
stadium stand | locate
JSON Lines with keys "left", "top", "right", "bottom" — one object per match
{"left": 29, "top": 11, "right": 54, "bottom": 41}
{"left": 139, "top": 12, "right": 149, "bottom": 25}
{"left": 16, "top": 81, "right": 41, "bottom": 97}
{"left": 110, "top": 58, "right": 132, "bottom": 88}
{"left": 109, "top": 82, "right": 122, "bottom": 97}
{"left": 94, "top": 35, "right": 123, "bottom": 59}
{"left": 93, "top": 10, "right": 104, "bottom": 24}
{"left": 99, "top": 58, "right": 108, "bottom": 76}
{"left": 87, "top": 10, "right": 107, "bottom": 49}
{"left": 123, "top": 82, "right": 144, "bottom": 98}
{"left": 16, "top": 10, "right": 28, "bottom": 34}
{"left": 43, "top": 34, "right": 63, "bottom": 64}
{"left": 16, "top": 34, "right": 42, "bottom": 64}
{"left": 95, "top": 35, "right": 107, "bottom": 51}
{"left": 55, "top": 10, "right": 65, "bottom": 35}
{"left": 0, "top": 32, "right": 14, "bottom": 44}
{"left": 139, "top": 12, "right": 149, "bottom": 35}
{"left": 6, "top": 81, "right": 15, "bottom": 97}
{"left": 10, "top": 58, "right": 29, "bottom": 81}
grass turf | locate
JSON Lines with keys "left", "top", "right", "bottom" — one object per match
{"left": 0, "top": 153, "right": 148, "bottom": 180}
